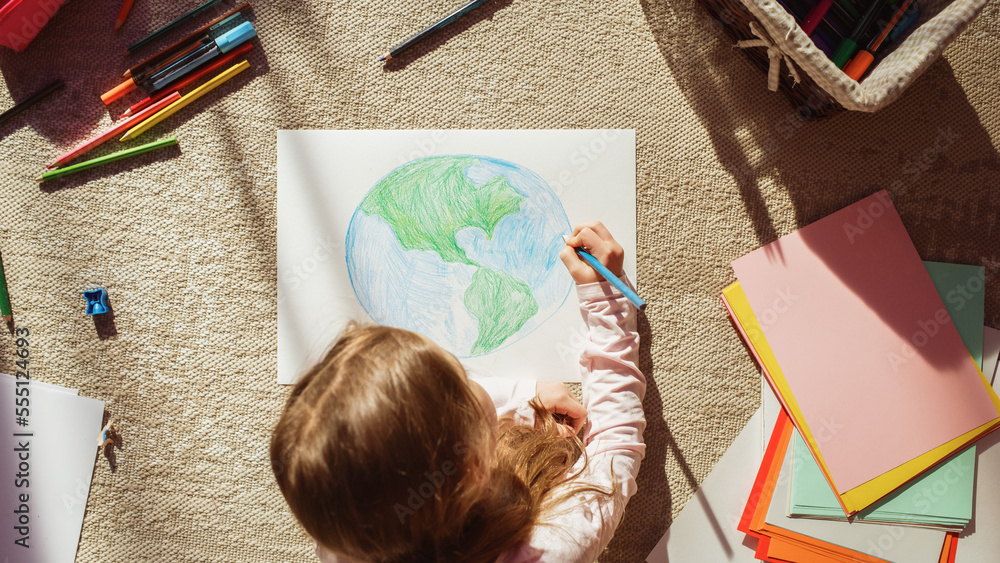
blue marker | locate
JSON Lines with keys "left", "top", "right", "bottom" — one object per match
{"left": 572, "top": 247, "right": 646, "bottom": 311}
{"left": 147, "top": 22, "right": 257, "bottom": 91}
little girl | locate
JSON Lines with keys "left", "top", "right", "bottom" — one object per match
{"left": 271, "top": 222, "right": 646, "bottom": 562}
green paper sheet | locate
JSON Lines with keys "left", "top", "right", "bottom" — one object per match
{"left": 788, "top": 261, "right": 984, "bottom": 528}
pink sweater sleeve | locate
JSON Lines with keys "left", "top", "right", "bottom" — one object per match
{"left": 507, "top": 275, "right": 646, "bottom": 563}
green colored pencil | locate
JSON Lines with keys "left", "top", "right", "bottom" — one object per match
{"left": 0, "top": 250, "right": 13, "bottom": 335}
{"left": 38, "top": 137, "right": 178, "bottom": 181}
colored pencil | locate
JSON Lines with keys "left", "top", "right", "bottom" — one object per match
{"left": 121, "top": 42, "right": 253, "bottom": 118}
{"left": 124, "top": 2, "right": 252, "bottom": 78}
{"left": 0, "top": 250, "right": 13, "bottom": 335}
{"left": 115, "top": 0, "right": 136, "bottom": 32}
{"left": 380, "top": 0, "right": 490, "bottom": 62}
{"left": 843, "top": 0, "right": 913, "bottom": 80}
{"left": 573, "top": 247, "right": 646, "bottom": 310}
{"left": 38, "top": 138, "right": 179, "bottom": 182}
{"left": 125, "top": 0, "right": 223, "bottom": 55}
{"left": 0, "top": 79, "right": 64, "bottom": 127}
{"left": 120, "top": 61, "right": 250, "bottom": 142}
{"left": 50, "top": 92, "right": 181, "bottom": 168}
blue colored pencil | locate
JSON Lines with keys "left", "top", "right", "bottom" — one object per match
{"left": 573, "top": 247, "right": 646, "bottom": 310}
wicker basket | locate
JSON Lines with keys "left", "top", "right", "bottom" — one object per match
{"left": 697, "top": 0, "right": 988, "bottom": 119}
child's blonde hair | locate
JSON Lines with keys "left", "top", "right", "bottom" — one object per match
{"left": 271, "top": 324, "right": 608, "bottom": 562}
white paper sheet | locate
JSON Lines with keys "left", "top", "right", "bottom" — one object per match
{"left": 646, "top": 409, "right": 763, "bottom": 562}
{"left": 0, "top": 376, "right": 104, "bottom": 562}
{"left": 277, "top": 130, "right": 637, "bottom": 384}
{"left": 984, "top": 326, "right": 1000, "bottom": 387}
{"left": 956, "top": 374, "right": 1000, "bottom": 560}
{"left": 0, "top": 373, "right": 77, "bottom": 396}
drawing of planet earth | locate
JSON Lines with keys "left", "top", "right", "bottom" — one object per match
{"left": 346, "top": 155, "right": 574, "bottom": 357}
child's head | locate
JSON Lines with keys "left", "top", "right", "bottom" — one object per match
{"left": 271, "top": 324, "right": 600, "bottom": 562}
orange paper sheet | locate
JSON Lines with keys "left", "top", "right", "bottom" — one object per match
{"left": 722, "top": 282, "right": 1000, "bottom": 515}
{"left": 741, "top": 411, "right": 953, "bottom": 563}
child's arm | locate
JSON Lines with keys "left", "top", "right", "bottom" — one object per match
{"left": 519, "top": 222, "right": 645, "bottom": 562}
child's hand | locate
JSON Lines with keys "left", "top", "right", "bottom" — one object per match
{"left": 559, "top": 222, "right": 625, "bottom": 285}
{"left": 536, "top": 381, "right": 587, "bottom": 437}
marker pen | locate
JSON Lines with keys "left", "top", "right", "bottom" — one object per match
{"left": 146, "top": 22, "right": 257, "bottom": 91}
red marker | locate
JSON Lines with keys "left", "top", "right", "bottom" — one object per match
{"left": 802, "top": 0, "right": 834, "bottom": 36}
{"left": 120, "top": 42, "right": 254, "bottom": 118}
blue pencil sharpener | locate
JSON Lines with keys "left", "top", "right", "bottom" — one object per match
{"left": 84, "top": 289, "right": 110, "bottom": 315}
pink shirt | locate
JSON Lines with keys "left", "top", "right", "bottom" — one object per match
{"left": 317, "top": 278, "right": 646, "bottom": 563}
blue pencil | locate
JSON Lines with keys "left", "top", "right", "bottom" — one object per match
{"left": 573, "top": 248, "right": 647, "bottom": 310}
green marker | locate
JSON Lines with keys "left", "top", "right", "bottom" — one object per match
{"left": 0, "top": 250, "right": 13, "bottom": 335}
{"left": 831, "top": 0, "right": 891, "bottom": 68}
{"left": 39, "top": 137, "right": 178, "bottom": 182}
{"left": 835, "top": 0, "right": 861, "bottom": 21}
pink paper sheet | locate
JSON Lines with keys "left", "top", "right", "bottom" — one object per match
{"left": 731, "top": 190, "right": 998, "bottom": 492}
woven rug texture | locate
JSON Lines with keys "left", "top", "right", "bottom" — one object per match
{"left": 0, "top": 0, "right": 998, "bottom": 561}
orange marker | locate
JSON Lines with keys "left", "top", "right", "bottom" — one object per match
{"left": 120, "top": 42, "right": 253, "bottom": 118}
{"left": 844, "top": 0, "right": 913, "bottom": 81}
{"left": 49, "top": 92, "right": 181, "bottom": 168}
{"left": 101, "top": 78, "right": 138, "bottom": 105}
{"left": 114, "top": 0, "right": 135, "bottom": 32}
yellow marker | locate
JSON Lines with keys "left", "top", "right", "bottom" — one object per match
{"left": 119, "top": 60, "right": 250, "bottom": 142}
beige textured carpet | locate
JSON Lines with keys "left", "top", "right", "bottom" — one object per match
{"left": 0, "top": 0, "right": 997, "bottom": 561}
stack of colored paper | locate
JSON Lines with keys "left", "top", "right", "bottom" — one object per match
{"left": 723, "top": 192, "right": 1000, "bottom": 561}
{"left": 648, "top": 343, "right": 1000, "bottom": 562}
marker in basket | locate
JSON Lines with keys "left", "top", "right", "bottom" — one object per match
{"left": 831, "top": 0, "right": 891, "bottom": 68}
{"left": 843, "top": 0, "right": 914, "bottom": 80}
{"left": 564, "top": 237, "right": 646, "bottom": 310}
{"left": 802, "top": 0, "right": 834, "bottom": 35}
{"left": 380, "top": 0, "right": 489, "bottom": 62}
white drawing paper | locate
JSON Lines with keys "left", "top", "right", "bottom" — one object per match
{"left": 0, "top": 375, "right": 104, "bottom": 562}
{"left": 278, "top": 130, "right": 636, "bottom": 384}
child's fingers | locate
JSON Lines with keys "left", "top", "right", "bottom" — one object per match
{"left": 559, "top": 400, "right": 587, "bottom": 434}
{"left": 568, "top": 228, "right": 625, "bottom": 277}
{"left": 560, "top": 244, "right": 601, "bottom": 284}
{"left": 571, "top": 221, "right": 612, "bottom": 241}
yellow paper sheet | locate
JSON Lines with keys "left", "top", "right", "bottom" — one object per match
{"left": 723, "top": 282, "right": 1000, "bottom": 515}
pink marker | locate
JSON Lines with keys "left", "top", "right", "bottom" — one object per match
{"left": 802, "top": 0, "right": 834, "bottom": 36}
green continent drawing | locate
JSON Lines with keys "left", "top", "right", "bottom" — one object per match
{"left": 464, "top": 268, "right": 539, "bottom": 355}
{"left": 359, "top": 156, "right": 539, "bottom": 353}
